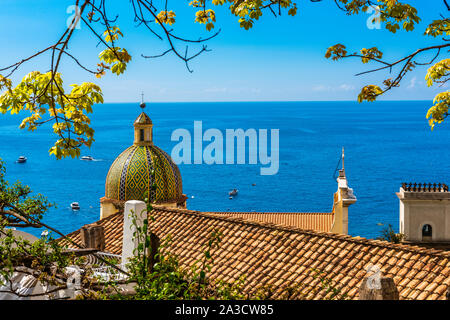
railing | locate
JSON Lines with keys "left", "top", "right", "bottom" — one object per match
{"left": 89, "top": 252, "right": 128, "bottom": 281}
{"left": 401, "top": 182, "right": 449, "bottom": 192}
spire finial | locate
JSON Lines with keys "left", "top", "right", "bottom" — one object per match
{"left": 342, "top": 147, "right": 345, "bottom": 171}
{"left": 140, "top": 92, "right": 146, "bottom": 110}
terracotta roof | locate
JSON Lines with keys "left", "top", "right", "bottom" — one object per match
{"left": 207, "top": 212, "right": 334, "bottom": 232}
{"left": 60, "top": 206, "right": 450, "bottom": 300}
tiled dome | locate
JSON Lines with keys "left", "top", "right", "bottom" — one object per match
{"left": 105, "top": 145, "right": 182, "bottom": 203}
{"left": 105, "top": 110, "right": 182, "bottom": 203}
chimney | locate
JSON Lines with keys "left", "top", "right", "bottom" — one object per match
{"left": 80, "top": 224, "right": 105, "bottom": 251}
{"left": 331, "top": 147, "right": 357, "bottom": 234}
{"left": 122, "top": 200, "right": 147, "bottom": 268}
{"left": 359, "top": 276, "right": 399, "bottom": 300}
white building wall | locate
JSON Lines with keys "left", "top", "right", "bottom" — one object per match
{"left": 398, "top": 189, "right": 450, "bottom": 242}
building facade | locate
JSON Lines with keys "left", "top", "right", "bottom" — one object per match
{"left": 397, "top": 183, "right": 450, "bottom": 242}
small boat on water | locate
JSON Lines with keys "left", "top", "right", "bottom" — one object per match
{"left": 71, "top": 202, "right": 80, "bottom": 210}
{"left": 17, "top": 156, "right": 27, "bottom": 163}
{"left": 228, "top": 189, "right": 238, "bottom": 197}
{"left": 81, "top": 156, "right": 94, "bottom": 161}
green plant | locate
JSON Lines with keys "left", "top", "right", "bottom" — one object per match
{"left": 0, "top": 159, "right": 54, "bottom": 228}
{"left": 312, "top": 269, "right": 348, "bottom": 300}
{"left": 0, "top": 159, "right": 346, "bottom": 300}
{"left": 378, "top": 224, "right": 404, "bottom": 244}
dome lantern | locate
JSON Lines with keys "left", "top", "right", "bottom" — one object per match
{"left": 134, "top": 94, "right": 153, "bottom": 146}
{"left": 133, "top": 112, "right": 153, "bottom": 146}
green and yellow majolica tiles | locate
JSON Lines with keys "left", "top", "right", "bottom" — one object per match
{"left": 105, "top": 145, "right": 182, "bottom": 203}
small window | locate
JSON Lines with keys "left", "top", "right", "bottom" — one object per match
{"left": 140, "top": 129, "right": 145, "bottom": 141}
{"left": 422, "top": 224, "right": 432, "bottom": 241}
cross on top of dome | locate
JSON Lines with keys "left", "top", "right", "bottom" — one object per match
{"left": 134, "top": 93, "right": 153, "bottom": 145}
{"left": 140, "top": 92, "right": 146, "bottom": 110}
{"left": 135, "top": 93, "right": 152, "bottom": 125}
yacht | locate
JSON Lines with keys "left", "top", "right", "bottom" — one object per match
{"left": 81, "top": 156, "right": 94, "bottom": 161}
{"left": 17, "top": 156, "right": 27, "bottom": 163}
{"left": 71, "top": 202, "right": 80, "bottom": 210}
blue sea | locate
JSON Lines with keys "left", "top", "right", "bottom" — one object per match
{"left": 1, "top": 101, "right": 449, "bottom": 240}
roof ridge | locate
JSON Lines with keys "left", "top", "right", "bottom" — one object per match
{"left": 208, "top": 211, "right": 334, "bottom": 215}
{"left": 152, "top": 205, "right": 450, "bottom": 259}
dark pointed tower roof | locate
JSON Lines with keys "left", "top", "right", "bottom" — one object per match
{"left": 134, "top": 112, "right": 152, "bottom": 125}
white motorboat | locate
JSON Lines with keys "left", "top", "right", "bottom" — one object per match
{"left": 228, "top": 189, "right": 238, "bottom": 197}
{"left": 81, "top": 156, "right": 94, "bottom": 161}
{"left": 71, "top": 202, "right": 80, "bottom": 210}
{"left": 17, "top": 156, "right": 27, "bottom": 163}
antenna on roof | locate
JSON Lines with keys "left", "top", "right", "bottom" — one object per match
{"left": 332, "top": 147, "right": 346, "bottom": 180}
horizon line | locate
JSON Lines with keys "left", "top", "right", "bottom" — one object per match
{"left": 100, "top": 99, "right": 433, "bottom": 104}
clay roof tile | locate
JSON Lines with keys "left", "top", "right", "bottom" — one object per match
{"left": 58, "top": 205, "right": 450, "bottom": 300}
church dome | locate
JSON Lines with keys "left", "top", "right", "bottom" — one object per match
{"left": 104, "top": 109, "right": 183, "bottom": 204}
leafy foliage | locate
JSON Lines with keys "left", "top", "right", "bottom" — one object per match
{"left": 98, "top": 27, "right": 132, "bottom": 76}
{"left": 188, "top": 0, "right": 298, "bottom": 31}
{"left": 156, "top": 10, "right": 176, "bottom": 25}
{"left": 425, "top": 59, "right": 450, "bottom": 87}
{"left": 425, "top": 19, "right": 450, "bottom": 37}
{"left": 0, "top": 212, "right": 100, "bottom": 299}
{"left": 0, "top": 71, "right": 103, "bottom": 159}
{"left": 325, "top": 44, "right": 348, "bottom": 61}
{"left": 0, "top": 1, "right": 300, "bottom": 158}
{"left": 424, "top": 59, "right": 450, "bottom": 129}
{"left": 0, "top": 160, "right": 110, "bottom": 299}
{"left": 325, "top": 1, "right": 450, "bottom": 129}
{"left": 357, "top": 84, "right": 383, "bottom": 102}
{"left": 0, "top": 159, "right": 53, "bottom": 227}
{"left": 377, "top": 224, "right": 404, "bottom": 244}
{"left": 0, "top": 25, "right": 129, "bottom": 159}
{"left": 360, "top": 47, "right": 383, "bottom": 64}
{"left": 337, "top": 0, "right": 420, "bottom": 33}
{"left": 427, "top": 91, "right": 450, "bottom": 129}
{"left": 0, "top": 225, "right": 78, "bottom": 292}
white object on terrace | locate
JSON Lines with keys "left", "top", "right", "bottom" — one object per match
{"left": 121, "top": 200, "right": 147, "bottom": 270}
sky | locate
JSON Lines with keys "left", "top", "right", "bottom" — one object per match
{"left": 0, "top": 0, "right": 447, "bottom": 102}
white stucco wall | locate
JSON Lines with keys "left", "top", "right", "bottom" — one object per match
{"left": 399, "top": 196, "right": 450, "bottom": 242}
